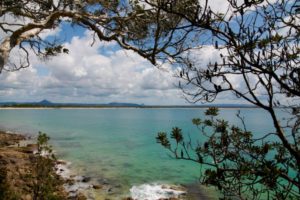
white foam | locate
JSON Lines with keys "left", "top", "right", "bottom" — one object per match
{"left": 64, "top": 181, "right": 91, "bottom": 193}
{"left": 55, "top": 163, "right": 72, "bottom": 179}
{"left": 55, "top": 161, "right": 92, "bottom": 198}
{"left": 130, "top": 183, "right": 186, "bottom": 200}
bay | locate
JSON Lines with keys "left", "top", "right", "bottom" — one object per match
{"left": 0, "top": 108, "right": 283, "bottom": 199}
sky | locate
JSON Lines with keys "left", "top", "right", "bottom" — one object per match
{"left": 0, "top": 23, "right": 186, "bottom": 105}
{"left": 0, "top": 19, "right": 242, "bottom": 105}
{"left": 0, "top": 0, "right": 286, "bottom": 105}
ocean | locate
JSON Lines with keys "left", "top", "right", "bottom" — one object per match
{"left": 0, "top": 108, "right": 282, "bottom": 199}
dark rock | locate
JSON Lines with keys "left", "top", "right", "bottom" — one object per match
{"left": 107, "top": 187, "right": 113, "bottom": 193}
{"left": 92, "top": 184, "right": 102, "bottom": 189}
{"left": 82, "top": 176, "right": 91, "bottom": 183}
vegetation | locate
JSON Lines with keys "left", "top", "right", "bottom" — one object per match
{"left": 151, "top": 0, "right": 300, "bottom": 199}
{"left": 0, "top": 132, "right": 65, "bottom": 200}
{"left": 157, "top": 107, "right": 300, "bottom": 199}
{"left": 0, "top": 0, "right": 182, "bottom": 72}
{"left": 31, "top": 132, "right": 62, "bottom": 200}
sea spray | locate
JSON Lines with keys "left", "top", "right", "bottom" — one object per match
{"left": 55, "top": 160, "right": 93, "bottom": 198}
{"left": 130, "top": 183, "right": 186, "bottom": 200}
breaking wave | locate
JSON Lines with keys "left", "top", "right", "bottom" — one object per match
{"left": 130, "top": 183, "right": 186, "bottom": 200}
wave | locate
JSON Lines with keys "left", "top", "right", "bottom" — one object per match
{"left": 130, "top": 183, "right": 186, "bottom": 200}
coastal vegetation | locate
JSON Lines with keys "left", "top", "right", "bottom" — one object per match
{"left": 157, "top": 107, "right": 300, "bottom": 199}
{"left": 150, "top": 0, "right": 300, "bottom": 199}
{"left": 0, "top": 131, "right": 68, "bottom": 200}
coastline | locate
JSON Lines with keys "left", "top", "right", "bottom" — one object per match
{"left": 0, "top": 110, "right": 224, "bottom": 200}
{"left": 0, "top": 130, "right": 193, "bottom": 200}
{"left": 0, "top": 130, "right": 124, "bottom": 200}
{"left": 0, "top": 130, "right": 88, "bottom": 200}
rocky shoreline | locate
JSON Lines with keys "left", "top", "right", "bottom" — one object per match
{"left": 0, "top": 130, "right": 200, "bottom": 200}
{"left": 0, "top": 130, "right": 126, "bottom": 200}
{"left": 0, "top": 130, "right": 88, "bottom": 200}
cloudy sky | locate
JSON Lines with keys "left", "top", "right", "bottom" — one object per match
{"left": 0, "top": 14, "right": 246, "bottom": 106}
{"left": 0, "top": 23, "right": 189, "bottom": 105}
{"left": 1, "top": 0, "right": 282, "bottom": 105}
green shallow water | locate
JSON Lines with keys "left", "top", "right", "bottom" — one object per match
{"left": 0, "top": 108, "right": 281, "bottom": 198}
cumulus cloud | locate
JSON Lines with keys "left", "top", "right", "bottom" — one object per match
{"left": 0, "top": 30, "right": 256, "bottom": 105}
{"left": 1, "top": 1, "right": 288, "bottom": 106}
{"left": 0, "top": 31, "right": 184, "bottom": 105}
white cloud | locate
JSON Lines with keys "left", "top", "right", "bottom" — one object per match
{"left": 0, "top": 31, "right": 185, "bottom": 105}
{"left": 39, "top": 26, "right": 61, "bottom": 39}
{"left": 0, "top": 31, "right": 264, "bottom": 105}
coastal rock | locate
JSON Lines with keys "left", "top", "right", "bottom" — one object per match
{"left": 107, "top": 187, "right": 113, "bottom": 193}
{"left": 92, "top": 184, "right": 103, "bottom": 189}
{"left": 82, "top": 176, "right": 91, "bottom": 183}
{"left": 20, "top": 148, "right": 35, "bottom": 154}
{"left": 24, "top": 194, "right": 32, "bottom": 200}
{"left": 26, "top": 143, "right": 37, "bottom": 148}
{"left": 67, "top": 192, "right": 86, "bottom": 200}
{"left": 25, "top": 144, "right": 38, "bottom": 153}
{"left": 0, "top": 131, "right": 26, "bottom": 147}
{"left": 66, "top": 178, "right": 76, "bottom": 185}
{"left": 57, "top": 159, "right": 68, "bottom": 165}
{"left": 0, "top": 131, "right": 72, "bottom": 200}
{"left": 97, "top": 178, "right": 109, "bottom": 185}
{"left": 169, "top": 185, "right": 186, "bottom": 192}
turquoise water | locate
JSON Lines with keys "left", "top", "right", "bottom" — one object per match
{"left": 0, "top": 108, "right": 281, "bottom": 198}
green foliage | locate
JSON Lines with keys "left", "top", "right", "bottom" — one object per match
{"left": 171, "top": 127, "right": 183, "bottom": 144}
{"left": 192, "top": 118, "right": 201, "bottom": 126}
{"left": 32, "top": 132, "right": 62, "bottom": 200}
{"left": 156, "top": 132, "right": 170, "bottom": 149}
{"left": 205, "top": 107, "right": 219, "bottom": 116}
{"left": 157, "top": 108, "right": 300, "bottom": 200}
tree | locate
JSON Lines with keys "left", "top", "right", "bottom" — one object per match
{"left": 141, "top": 0, "right": 300, "bottom": 199}
{"left": 0, "top": 0, "right": 188, "bottom": 72}
{"left": 31, "top": 132, "right": 61, "bottom": 200}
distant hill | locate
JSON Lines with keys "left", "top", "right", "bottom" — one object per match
{"left": 0, "top": 100, "right": 144, "bottom": 108}
{"left": 38, "top": 99, "right": 54, "bottom": 106}
{"left": 0, "top": 100, "right": 261, "bottom": 108}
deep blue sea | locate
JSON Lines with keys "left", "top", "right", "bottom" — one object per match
{"left": 0, "top": 108, "right": 284, "bottom": 199}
